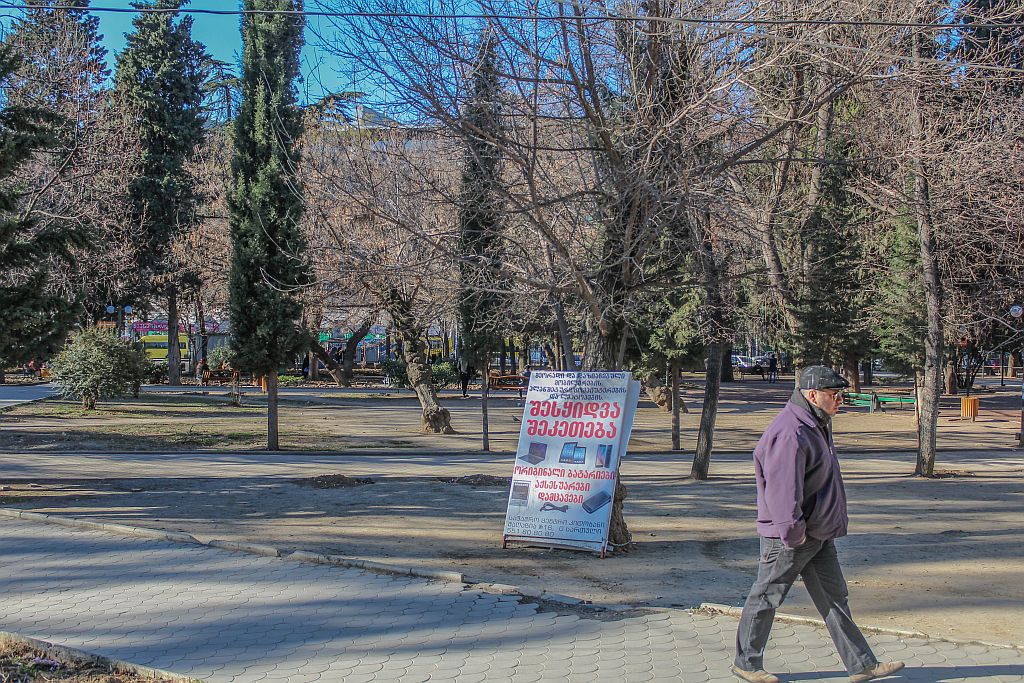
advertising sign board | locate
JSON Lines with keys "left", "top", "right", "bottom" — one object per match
{"left": 502, "top": 371, "right": 640, "bottom": 554}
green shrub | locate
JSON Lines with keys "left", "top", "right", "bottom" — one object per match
{"left": 278, "top": 373, "right": 305, "bottom": 387}
{"left": 381, "top": 358, "right": 409, "bottom": 388}
{"left": 382, "top": 358, "right": 458, "bottom": 390}
{"left": 51, "top": 327, "right": 149, "bottom": 409}
{"left": 430, "top": 360, "right": 458, "bottom": 389}
{"left": 208, "top": 345, "right": 236, "bottom": 370}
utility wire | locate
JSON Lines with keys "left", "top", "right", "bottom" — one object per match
{"left": 2, "top": 2, "right": 1024, "bottom": 31}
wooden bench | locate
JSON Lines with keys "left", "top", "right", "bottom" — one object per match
{"left": 202, "top": 369, "right": 240, "bottom": 386}
{"left": 843, "top": 391, "right": 915, "bottom": 412}
{"left": 488, "top": 372, "right": 525, "bottom": 391}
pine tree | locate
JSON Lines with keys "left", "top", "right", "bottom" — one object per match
{"left": 0, "top": 46, "right": 77, "bottom": 382}
{"left": 457, "top": 34, "right": 505, "bottom": 450}
{"left": 4, "top": 0, "right": 108, "bottom": 117}
{"left": 3, "top": 1, "right": 143, "bottom": 320}
{"left": 115, "top": 0, "right": 207, "bottom": 384}
{"left": 228, "top": 0, "right": 311, "bottom": 450}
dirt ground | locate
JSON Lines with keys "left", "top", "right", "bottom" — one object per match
{"left": 1, "top": 377, "right": 1022, "bottom": 646}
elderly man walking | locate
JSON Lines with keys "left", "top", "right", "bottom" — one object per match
{"left": 732, "top": 366, "right": 905, "bottom": 683}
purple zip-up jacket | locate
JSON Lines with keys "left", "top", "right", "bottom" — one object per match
{"left": 753, "top": 395, "right": 849, "bottom": 547}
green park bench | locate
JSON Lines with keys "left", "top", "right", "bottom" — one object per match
{"left": 843, "top": 391, "right": 916, "bottom": 412}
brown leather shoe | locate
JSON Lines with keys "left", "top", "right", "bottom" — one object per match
{"left": 849, "top": 661, "right": 905, "bottom": 682}
{"left": 731, "top": 666, "right": 781, "bottom": 683}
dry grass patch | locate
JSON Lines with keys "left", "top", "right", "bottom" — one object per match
{"left": 0, "top": 635, "right": 189, "bottom": 682}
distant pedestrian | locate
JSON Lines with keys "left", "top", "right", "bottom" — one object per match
{"left": 518, "top": 366, "right": 531, "bottom": 400}
{"left": 768, "top": 354, "right": 778, "bottom": 383}
{"left": 458, "top": 356, "right": 474, "bottom": 398}
{"left": 732, "top": 366, "right": 904, "bottom": 683}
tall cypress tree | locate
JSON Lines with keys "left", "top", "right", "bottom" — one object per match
{"left": 229, "top": 0, "right": 311, "bottom": 450}
{"left": 115, "top": 0, "right": 206, "bottom": 384}
{"left": 457, "top": 34, "right": 505, "bottom": 451}
{"left": 0, "top": 47, "right": 75, "bottom": 382}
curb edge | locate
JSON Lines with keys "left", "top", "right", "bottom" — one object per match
{"left": 698, "top": 603, "right": 1024, "bottom": 651}
{"left": 0, "top": 629, "right": 199, "bottom": 682}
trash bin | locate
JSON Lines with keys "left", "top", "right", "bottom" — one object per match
{"left": 960, "top": 396, "right": 980, "bottom": 421}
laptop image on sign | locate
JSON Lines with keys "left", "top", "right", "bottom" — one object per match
{"left": 582, "top": 490, "right": 612, "bottom": 514}
{"left": 519, "top": 442, "right": 548, "bottom": 465}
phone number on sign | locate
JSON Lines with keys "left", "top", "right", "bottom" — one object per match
{"left": 525, "top": 419, "right": 618, "bottom": 438}
{"left": 528, "top": 400, "right": 621, "bottom": 419}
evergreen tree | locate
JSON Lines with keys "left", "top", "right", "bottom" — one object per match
{"left": 228, "top": 0, "right": 311, "bottom": 450}
{"left": 872, "top": 217, "right": 927, "bottom": 376}
{"left": 115, "top": 0, "right": 207, "bottom": 384}
{"left": 4, "top": 0, "right": 108, "bottom": 116}
{"left": 3, "top": 1, "right": 143, "bottom": 320}
{"left": 457, "top": 34, "right": 504, "bottom": 450}
{"left": 0, "top": 47, "right": 78, "bottom": 381}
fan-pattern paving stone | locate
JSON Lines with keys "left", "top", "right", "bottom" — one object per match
{"left": 0, "top": 518, "right": 1022, "bottom": 682}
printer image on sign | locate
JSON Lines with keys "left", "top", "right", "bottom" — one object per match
{"left": 502, "top": 371, "right": 641, "bottom": 554}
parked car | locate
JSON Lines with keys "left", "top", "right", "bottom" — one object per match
{"left": 732, "top": 355, "right": 766, "bottom": 377}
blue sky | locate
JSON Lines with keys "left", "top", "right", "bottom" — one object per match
{"left": 86, "top": 1, "right": 348, "bottom": 103}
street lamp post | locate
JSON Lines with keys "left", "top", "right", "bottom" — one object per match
{"left": 105, "top": 304, "right": 134, "bottom": 337}
{"left": 1011, "top": 305, "right": 1023, "bottom": 445}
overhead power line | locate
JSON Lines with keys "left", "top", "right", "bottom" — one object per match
{"left": 2, "top": 2, "right": 1024, "bottom": 31}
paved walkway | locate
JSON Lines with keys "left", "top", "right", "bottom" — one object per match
{"left": 0, "top": 382, "right": 55, "bottom": 409}
{"left": 1, "top": 518, "right": 1022, "bottom": 682}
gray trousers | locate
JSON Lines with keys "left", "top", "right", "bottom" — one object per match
{"left": 734, "top": 537, "right": 878, "bottom": 675}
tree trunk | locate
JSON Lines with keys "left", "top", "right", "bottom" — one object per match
{"left": 404, "top": 342, "right": 455, "bottom": 433}
{"left": 606, "top": 477, "right": 631, "bottom": 549}
{"left": 308, "top": 340, "right": 345, "bottom": 386}
{"left": 554, "top": 301, "right": 577, "bottom": 371}
{"left": 862, "top": 358, "right": 873, "bottom": 386}
{"left": 944, "top": 359, "right": 958, "bottom": 396}
{"left": 267, "top": 371, "right": 279, "bottom": 450}
{"left": 499, "top": 338, "right": 508, "bottom": 375}
{"left": 481, "top": 375, "right": 490, "bottom": 451}
{"left": 646, "top": 379, "right": 671, "bottom": 412}
{"left": 843, "top": 354, "right": 861, "bottom": 393}
{"left": 911, "top": 42, "right": 943, "bottom": 478}
{"left": 342, "top": 317, "right": 374, "bottom": 385}
{"left": 720, "top": 345, "right": 734, "bottom": 382}
{"left": 671, "top": 361, "right": 681, "bottom": 451}
{"left": 584, "top": 320, "right": 625, "bottom": 371}
{"left": 691, "top": 342, "right": 723, "bottom": 480}
{"left": 166, "top": 285, "right": 181, "bottom": 385}
{"left": 196, "top": 296, "right": 209, "bottom": 362}
{"left": 542, "top": 342, "right": 557, "bottom": 369}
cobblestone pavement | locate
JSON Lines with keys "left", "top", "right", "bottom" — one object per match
{"left": 1, "top": 518, "right": 1022, "bottom": 683}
